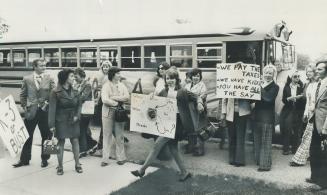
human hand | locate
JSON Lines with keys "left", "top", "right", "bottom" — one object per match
{"left": 52, "top": 137, "right": 58, "bottom": 145}
{"left": 73, "top": 116, "right": 79, "bottom": 123}
{"left": 50, "top": 127, "right": 56, "bottom": 133}
{"left": 197, "top": 103, "right": 204, "bottom": 113}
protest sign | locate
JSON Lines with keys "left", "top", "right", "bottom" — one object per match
{"left": 216, "top": 62, "right": 261, "bottom": 100}
{"left": 0, "top": 95, "right": 29, "bottom": 158}
{"left": 130, "top": 93, "right": 177, "bottom": 139}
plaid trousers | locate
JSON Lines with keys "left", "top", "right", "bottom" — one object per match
{"left": 253, "top": 122, "right": 273, "bottom": 170}
{"left": 291, "top": 122, "right": 313, "bottom": 165}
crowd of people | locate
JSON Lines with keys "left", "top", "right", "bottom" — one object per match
{"left": 10, "top": 58, "right": 327, "bottom": 189}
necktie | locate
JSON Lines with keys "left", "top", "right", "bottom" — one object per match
{"left": 315, "top": 81, "right": 321, "bottom": 101}
{"left": 36, "top": 75, "right": 42, "bottom": 89}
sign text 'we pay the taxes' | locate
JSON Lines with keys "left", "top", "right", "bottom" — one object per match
{"left": 216, "top": 63, "right": 261, "bottom": 100}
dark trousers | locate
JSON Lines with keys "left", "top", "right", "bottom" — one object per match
{"left": 95, "top": 98, "right": 103, "bottom": 150}
{"left": 309, "top": 122, "right": 327, "bottom": 187}
{"left": 227, "top": 113, "right": 248, "bottom": 165}
{"left": 20, "top": 108, "right": 51, "bottom": 162}
{"left": 79, "top": 116, "right": 91, "bottom": 153}
{"left": 281, "top": 109, "right": 301, "bottom": 153}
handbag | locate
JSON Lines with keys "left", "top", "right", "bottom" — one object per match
{"left": 81, "top": 86, "right": 95, "bottom": 115}
{"left": 114, "top": 102, "right": 129, "bottom": 122}
{"left": 43, "top": 138, "right": 59, "bottom": 155}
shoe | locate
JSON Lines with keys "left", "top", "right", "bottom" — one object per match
{"left": 101, "top": 162, "right": 109, "bottom": 167}
{"left": 124, "top": 137, "right": 129, "bottom": 143}
{"left": 79, "top": 152, "right": 87, "bottom": 158}
{"left": 234, "top": 163, "right": 245, "bottom": 167}
{"left": 56, "top": 167, "right": 64, "bottom": 175}
{"left": 131, "top": 170, "right": 145, "bottom": 178}
{"left": 257, "top": 168, "right": 271, "bottom": 172}
{"left": 289, "top": 161, "right": 303, "bottom": 167}
{"left": 75, "top": 165, "right": 83, "bottom": 173}
{"left": 12, "top": 161, "right": 29, "bottom": 168}
{"left": 282, "top": 151, "right": 292, "bottom": 155}
{"left": 41, "top": 160, "right": 48, "bottom": 168}
{"left": 179, "top": 172, "right": 192, "bottom": 182}
{"left": 117, "top": 160, "right": 126, "bottom": 165}
{"left": 307, "top": 184, "right": 325, "bottom": 192}
{"left": 305, "top": 178, "right": 317, "bottom": 184}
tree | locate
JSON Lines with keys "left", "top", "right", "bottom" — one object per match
{"left": 297, "top": 53, "right": 310, "bottom": 70}
{"left": 0, "top": 17, "right": 9, "bottom": 38}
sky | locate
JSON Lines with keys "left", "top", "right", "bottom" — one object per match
{"left": 0, "top": 0, "right": 326, "bottom": 60}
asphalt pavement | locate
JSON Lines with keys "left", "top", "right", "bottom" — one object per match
{"left": 0, "top": 125, "right": 321, "bottom": 194}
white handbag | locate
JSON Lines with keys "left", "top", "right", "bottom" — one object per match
{"left": 81, "top": 89, "right": 95, "bottom": 115}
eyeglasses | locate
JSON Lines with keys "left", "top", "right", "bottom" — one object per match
{"left": 292, "top": 75, "right": 300, "bottom": 78}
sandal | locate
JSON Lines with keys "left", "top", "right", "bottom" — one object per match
{"left": 131, "top": 170, "right": 145, "bottom": 178}
{"left": 56, "top": 167, "right": 64, "bottom": 175}
{"left": 75, "top": 165, "right": 83, "bottom": 173}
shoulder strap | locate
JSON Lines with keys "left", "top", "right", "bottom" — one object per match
{"left": 132, "top": 78, "right": 143, "bottom": 94}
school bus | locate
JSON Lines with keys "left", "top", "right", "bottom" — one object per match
{"left": 0, "top": 22, "right": 295, "bottom": 123}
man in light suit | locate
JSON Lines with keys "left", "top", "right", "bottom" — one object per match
{"left": 221, "top": 98, "right": 251, "bottom": 167}
{"left": 307, "top": 61, "right": 327, "bottom": 190}
{"left": 13, "top": 59, "right": 55, "bottom": 168}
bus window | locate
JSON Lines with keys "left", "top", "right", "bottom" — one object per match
{"left": 144, "top": 45, "right": 166, "bottom": 68}
{"left": 45, "top": 48, "right": 59, "bottom": 67}
{"left": 121, "top": 46, "right": 141, "bottom": 68}
{"left": 226, "top": 41, "right": 262, "bottom": 65}
{"left": 197, "top": 44, "right": 222, "bottom": 68}
{"left": 13, "top": 49, "right": 26, "bottom": 67}
{"left": 80, "top": 47, "right": 97, "bottom": 68}
{"left": 28, "top": 48, "right": 42, "bottom": 67}
{"left": 62, "top": 47, "right": 77, "bottom": 67}
{"left": 170, "top": 45, "right": 192, "bottom": 68}
{"left": 0, "top": 50, "right": 11, "bottom": 67}
{"left": 100, "top": 47, "right": 118, "bottom": 66}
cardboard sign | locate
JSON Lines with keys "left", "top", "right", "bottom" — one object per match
{"left": 216, "top": 62, "right": 261, "bottom": 100}
{"left": 0, "top": 95, "right": 29, "bottom": 158}
{"left": 130, "top": 93, "right": 177, "bottom": 139}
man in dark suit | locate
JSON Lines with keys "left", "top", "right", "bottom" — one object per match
{"left": 13, "top": 58, "right": 55, "bottom": 168}
{"left": 307, "top": 60, "right": 327, "bottom": 191}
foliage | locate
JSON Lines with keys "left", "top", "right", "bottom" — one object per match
{"left": 297, "top": 53, "right": 310, "bottom": 70}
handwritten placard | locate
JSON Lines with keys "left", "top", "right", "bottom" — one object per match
{"left": 216, "top": 63, "right": 261, "bottom": 100}
{"left": 0, "top": 95, "right": 29, "bottom": 158}
{"left": 130, "top": 93, "right": 177, "bottom": 139}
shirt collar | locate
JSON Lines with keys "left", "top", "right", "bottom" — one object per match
{"left": 34, "top": 72, "right": 43, "bottom": 79}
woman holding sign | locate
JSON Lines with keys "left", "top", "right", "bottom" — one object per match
{"left": 252, "top": 65, "right": 279, "bottom": 171}
{"left": 131, "top": 67, "right": 202, "bottom": 181}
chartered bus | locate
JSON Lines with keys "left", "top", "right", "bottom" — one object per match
{"left": 0, "top": 22, "right": 295, "bottom": 123}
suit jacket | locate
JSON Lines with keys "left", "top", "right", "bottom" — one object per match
{"left": 221, "top": 98, "right": 251, "bottom": 122}
{"left": 312, "top": 79, "right": 327, "bottom": 135}
{"left": 20, "top": 73, "right": 55, "bottom": 120}
{"left": 281, "top": 83, "right": 305, "bottom": 111}
{"left": 253, "top": 81, "right": 279, "bottom": 124}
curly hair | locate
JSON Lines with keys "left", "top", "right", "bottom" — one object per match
{"left": 156, "top": 61, "right": 171, "bottom": 77}
{"left": 58, "top": 69, "right": 74, "bottom": 85}
{"left": 74, "top": 67, "right": 86, "bottom": 78}
{"left": 190, "top": 68, "right": 203, "bottom": 81}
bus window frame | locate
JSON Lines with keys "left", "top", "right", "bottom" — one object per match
{"left": 0, "top": 48, "right": 12, "bottom": 67}
{"left": 61, "top": 46, "right": 78, "bottom": 68}
{"left": 79, "top": 46, "right": 98, "bottom": 68}
{"left": 44, "top": 47, "right": 60, "bottom": 68}
{"left": 99, "top": 46, "right": 119, "bottom": 68}
{"left": 120, "top": 45, "right": 142, "bottom": 69}
{"left": 169, "top": 44, "right": 193, "bottom": 68}
{"left": 12, "top": 48, "right": 27, "bottom": 67}
{"left": 27, "top": 48, "right": 42, "bottom": 67}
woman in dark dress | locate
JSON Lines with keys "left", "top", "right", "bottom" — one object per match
{"left": 49, "top": 69, "right": 82, "bottom": 175}
{"left": 131, "top": 67, "right": 203, "bottom": 181}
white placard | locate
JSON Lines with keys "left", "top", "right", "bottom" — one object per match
{"left": 216, "top": 62, "right": 261, "bottom": 100}
{"left": 0, "top": 95, "right": 29, "bottom": 158}
{"left": 130, "top": 93, "right": 177, "bottom": 139}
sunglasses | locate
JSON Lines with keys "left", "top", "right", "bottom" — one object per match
{"left": 292, "top": 75, "right": 300, "bottom": 78}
